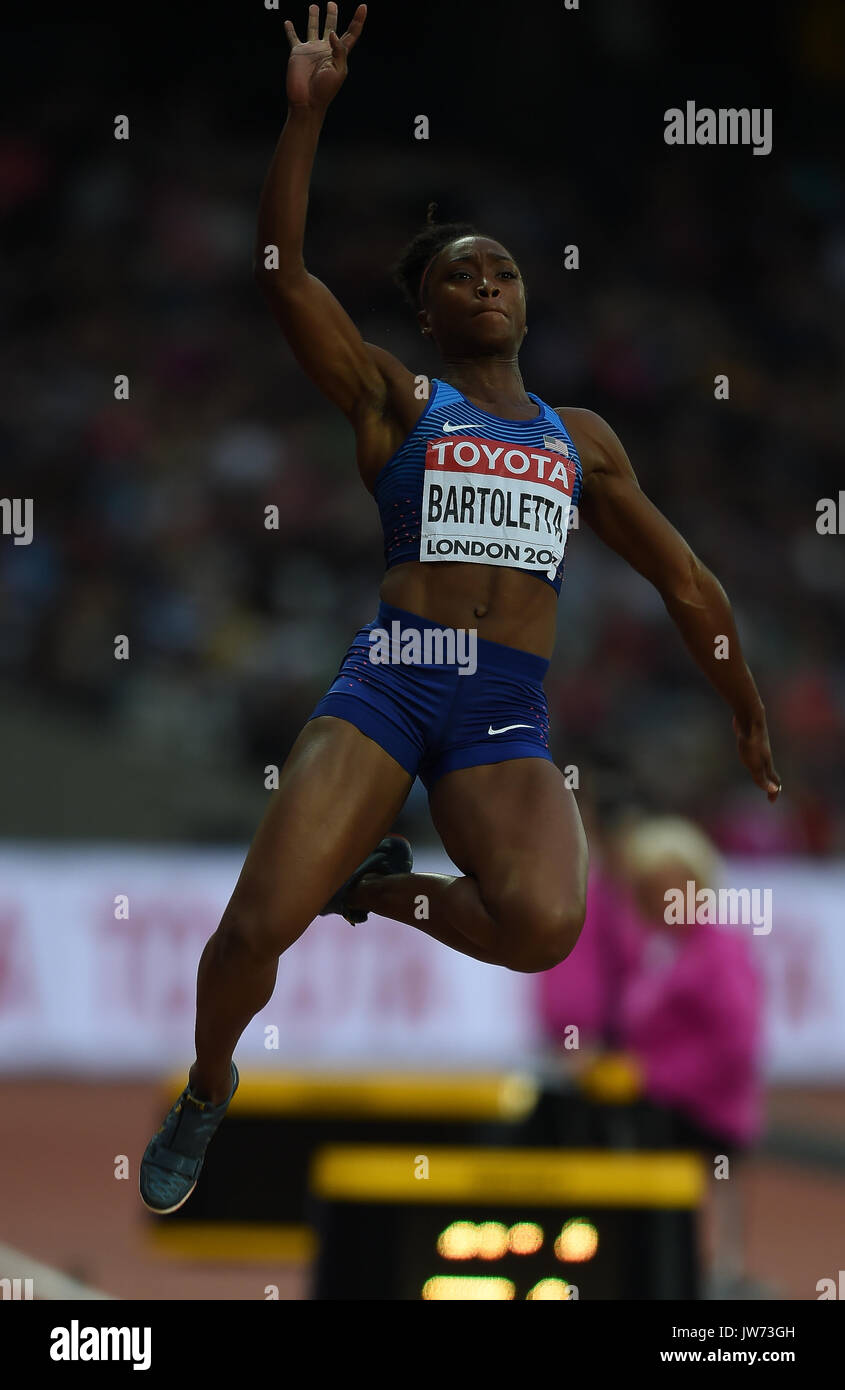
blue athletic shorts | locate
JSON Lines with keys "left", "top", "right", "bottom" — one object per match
{"left": 307, "top": 601, "right": 553, "bottom": 790}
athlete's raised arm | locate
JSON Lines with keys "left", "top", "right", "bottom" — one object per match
{"left": 562, "top": 406, "right": 782, "bottom": 802}
{"left": 254, "top": 3, "right": 405, "bottom": 424}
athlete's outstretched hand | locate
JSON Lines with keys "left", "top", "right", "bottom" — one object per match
{"left": 284, "top": 2, "right": 367, "bottom": 112}
{"left": 732, "top": 712, "right": 782, "bottom": 803}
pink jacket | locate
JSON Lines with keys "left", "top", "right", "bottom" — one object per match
{"left": 536, "top": 870, "right": 765, "bottom": 1146}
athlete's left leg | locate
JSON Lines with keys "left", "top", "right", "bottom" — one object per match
{"left": 349, "top": 758, "right": 589, "bottom": 972}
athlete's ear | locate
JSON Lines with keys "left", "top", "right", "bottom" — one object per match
{"left": 417, "top": 309, "right": 430, "bottom": 337}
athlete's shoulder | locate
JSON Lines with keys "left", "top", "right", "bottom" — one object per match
{"left": 361, "top": 343, "right": 447, "bottom": 425}
{"left": 364, "top": 345, "right": 450, "bottom": 402}
{"left": 551, "top": 407, "right": 629, "bottom": 481}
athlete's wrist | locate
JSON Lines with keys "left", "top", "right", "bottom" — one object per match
{"left": 733, "top": 700, "right": 766, "bottom": 736}
{"left": 285, "top": 101, "right": 328, "bottom": 126}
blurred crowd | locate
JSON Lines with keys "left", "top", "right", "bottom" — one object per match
{"left": 2, "top": 57, "right": 844, "bottom": 852}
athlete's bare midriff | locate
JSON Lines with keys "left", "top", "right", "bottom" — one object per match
{"left": 378, "top": 559, "right": 558, "bottom": 659}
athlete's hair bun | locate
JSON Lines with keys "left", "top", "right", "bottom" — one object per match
{"left": 391, "top": 210, "right": 481, "bottom": 310}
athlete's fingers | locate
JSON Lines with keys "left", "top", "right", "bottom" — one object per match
{"left": 339, "top": 3, "right": 367, "bottom": 52}
{"left": 748, "top": 748, "right": 780, "bottom": 801}
{"left": 757, "top": 735, "right": 781, "bottom": 799}
{"left": 306, "top": 3, "right": 320, "bottom": 42}
{"left": 734, "top": 715, "right": 780, "bottom": 801}
{"left": 764, "top": 754, "right": 782, "bottom": 801}
{"left": 284, "top": 18, "right": 303, "bottom": 47}
{"left": 324, "top": 1, "right": 339, "bottom": 37}
{"left": 328, "top": 30, "right": 347, "bottom": 67}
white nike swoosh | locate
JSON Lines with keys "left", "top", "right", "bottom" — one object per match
{"left": 488, "top": 723, "right": 534, "bottom": 736}
{"left": 441, "top": 421, "right": 475, "bottom": 433}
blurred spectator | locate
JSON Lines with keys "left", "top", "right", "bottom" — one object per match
{"left": 611, "top": 816, "right": 764, "bottom": 1152}
{"left": 539, "top": 815, "right": 765, "bottom": 1149}
{"left": 539, "top": 814, "right": 766, "bottom": 1293}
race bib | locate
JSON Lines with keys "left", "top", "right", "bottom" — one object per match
{"left": 421, "top": 433, "right": 575, "bottom": 579}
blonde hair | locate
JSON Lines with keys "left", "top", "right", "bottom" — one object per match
{"left": 616, "top": 816, "right": 722, "bottom": 894}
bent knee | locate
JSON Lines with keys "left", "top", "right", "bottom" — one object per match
{"left": 218, "top": 892, "right": 291, "bottom": 961}
{"left": 495, "top": 895, "right": 586, "bottom": 973}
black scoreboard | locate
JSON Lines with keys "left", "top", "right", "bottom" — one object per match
{"left": 308, "top": 1145, "right": 703, "bottom": 1300}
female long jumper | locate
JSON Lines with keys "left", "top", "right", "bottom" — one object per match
{"left": 139, "top": 3, "right": 780, "bottom": 1216}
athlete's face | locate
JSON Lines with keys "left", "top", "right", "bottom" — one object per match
{"left": 418, "top": 236, "right": 528, "bottom": 356}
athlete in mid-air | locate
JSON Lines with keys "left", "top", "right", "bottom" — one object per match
{"left": 140, "top": 2, "right": 780, "bottom": 1213}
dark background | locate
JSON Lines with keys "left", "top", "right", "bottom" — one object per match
{"left": 2, "top": 0, "right": 843, "bottom": 849}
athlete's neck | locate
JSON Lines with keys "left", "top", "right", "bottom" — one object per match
{"left": 440, "top": 358, "right": 534, "bottom": 413}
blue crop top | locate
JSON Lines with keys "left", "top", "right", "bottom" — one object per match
{"left": 372, "top": 377, "right": 583, "bottom": 595}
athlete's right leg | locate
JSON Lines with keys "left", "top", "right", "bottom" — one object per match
{"left": 187, "top": 715, "right": 413, "bottom": 1104}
